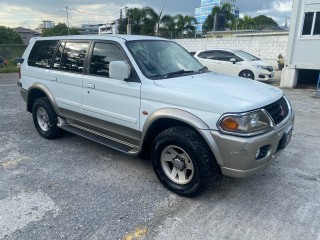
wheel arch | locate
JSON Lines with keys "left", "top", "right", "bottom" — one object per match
{"left": 140, "top": 108, "right": 223, "bottom": 166}
{"left": 27, "top": 83, "right": 61, "bottom": 116}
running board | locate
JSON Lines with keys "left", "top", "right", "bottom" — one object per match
{"left": 57, "top": 118, "right": 140, "bottom": 155}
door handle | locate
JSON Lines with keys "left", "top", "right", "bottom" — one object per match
{"left": 87, "top": 83, "right": 95, "bottom": 89}
{"left": 50, "top": 77, "right": 57, "bottom": 81}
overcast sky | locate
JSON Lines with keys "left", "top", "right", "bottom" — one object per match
{"left": 0, "top": 0, "right": 293, "bottom": 29}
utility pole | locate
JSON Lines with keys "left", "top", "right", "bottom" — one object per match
{"left": 65, "top": 6, "right": 70, "bottom": 35}
{"left": 126, "top": 7, "right": 131, "bottom": 35}
{"left": 158, "top": 0, "right": 167, "bottom": 36}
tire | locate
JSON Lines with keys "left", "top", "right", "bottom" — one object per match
{"left": 152, "top": 126, "right": 219, "bottom": 197}
{"left": 239, "top": 70, "right": 255, "bottom": 80}
{"left": 32, "top": 97, "right": 61, "bottom": 139}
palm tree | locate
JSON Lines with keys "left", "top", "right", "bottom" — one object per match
{"left": 241, "top": 16, "right": 256, "bottom": 30}
{"left": 203, "top": 3, "right": 234, "bottom": 31}
{"left": 174, "top": 14, "right": 197, "bottom": 35}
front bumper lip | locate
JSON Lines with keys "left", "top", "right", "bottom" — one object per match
{"left": 211, "top": 111, "right": 294, "bottom": 178}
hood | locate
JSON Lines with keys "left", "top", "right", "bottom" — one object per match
{"left": 250, "top": 60, "right": 271, "bottom": 67}
{"left": 154, "top": 72, "right": 282, "bottom": 112}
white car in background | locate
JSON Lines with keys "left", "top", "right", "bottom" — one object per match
{"left": 194, "top": 49, "right": 274, "bottom": 81}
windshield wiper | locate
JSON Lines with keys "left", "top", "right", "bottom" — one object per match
{"left": 164, "top": 70, "right": 195, "bottom": 78}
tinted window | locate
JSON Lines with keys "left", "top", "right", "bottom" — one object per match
{"left": 89, "top": 43, "right": 126, "bottom": 77}
{"left": 302, "top": 12, "right": 314, "bottom": 35}
{"left": 60, "top": 42, "right": 89, "bottom": 73}
{"left": 200, "top": 51, "right": 218, "bottom": 59}
{"left": 218, "top": 51, "right": 235, "bottom": 61}
{"left": 314, "top": 12, "right": 320, "bottom": 35}
{"left": 28, "top": 40, "right": 59, "bottom": 68}
{"left": 52, "top": 42, "right": 64, "bottom": 70}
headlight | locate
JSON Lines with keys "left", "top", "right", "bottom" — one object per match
{"left": 253, "top": 65, "right": 262, "bottom": 69}
{"left": 218, "top": 110, "right": 273, "bottom": 136}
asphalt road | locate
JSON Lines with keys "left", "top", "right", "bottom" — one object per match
{"left": 1, "top": 73, "right": 320, "bottom": 240}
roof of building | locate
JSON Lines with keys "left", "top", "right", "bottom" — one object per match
{"left": 14, "top": 27, "right": 41, "bottom": 35}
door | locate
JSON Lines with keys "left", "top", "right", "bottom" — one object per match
{"left": 49, "top": 41, "right": 90, "bottom": 116}
{"left": 198, "top": 51, "right": 217, "bottom": 72}
{"left": 82, "top": 42, "right": 141, "bottom": 132}
{"left": 216, "top": 51, "right": 238, "bottom": 76}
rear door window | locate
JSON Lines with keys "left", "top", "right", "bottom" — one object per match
{"left": 200, "top": 51, "right": 218, "bottom": 60}
{"left": 59, "top": 42, "right": 89, "bottom": 73}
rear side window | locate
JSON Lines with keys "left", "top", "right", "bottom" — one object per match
{"left": 89, "top": 43, "right": 126, "bottom": 77}
{"left": 200, "top": 51, "right": 218, "bottom": 60}
{"left": 28, "top": 40, "right": 59, "bottom": 68}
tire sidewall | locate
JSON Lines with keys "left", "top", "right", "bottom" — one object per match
{"left": 32, "top": 98, "right": 58, "bottom": 139}
{"left": 152, "top": 130, "right": 206, "bottom": 196}
{"left": 240, "top": 70, "right": 254, "bottom": 80}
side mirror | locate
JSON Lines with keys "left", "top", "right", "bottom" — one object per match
{"left": 230, "top": 58, "right": 237, "bottom": 64}
{"left": 109, "top": 61, "right": 130, "bottom": 80}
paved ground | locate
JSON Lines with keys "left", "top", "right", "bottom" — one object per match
{"left": 1, "top": 73, "right": 320, "bottom": 240}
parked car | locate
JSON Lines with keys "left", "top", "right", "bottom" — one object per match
{"left": 194, "top": 49, "right": 274, "bottom": 81}
{"left": 18, "top": 35, "right": 294, "bottom": 197}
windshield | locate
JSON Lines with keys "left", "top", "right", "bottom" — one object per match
{"left": 126, "top": 40, "right": 205, "bottom": 79}
{"left": 234, "top": 50, "right": 260, "bottom": 61}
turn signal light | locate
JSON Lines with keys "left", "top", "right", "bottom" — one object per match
{"left": 221, "top": 117, "right": 239, "bottom": 131}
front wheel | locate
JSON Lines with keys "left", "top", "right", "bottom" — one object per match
{"left": 152, "top": 127, "right": 219, "bottom": 197}
{"left": 32, "top": 98, "right": 61, "bottom": 139}
{"left": 239, "top": 70, "right": 255, "bottom": 80}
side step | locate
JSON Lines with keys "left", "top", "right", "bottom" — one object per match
{"left": 58, "top": 118, "right": 140, "bottom": 155}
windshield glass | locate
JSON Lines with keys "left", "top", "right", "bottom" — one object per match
{"left": 234, "top": 50, "right": 260, "bottom": 61}
{"left": 126, "top": 40, "right": 205, "bottom": 79}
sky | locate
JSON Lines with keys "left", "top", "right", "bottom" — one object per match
{"left": 0, "top": 0, "right": 293, "bottom": 30}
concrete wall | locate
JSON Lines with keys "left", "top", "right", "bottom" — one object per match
{"left": 173, "top": 35, "right": 288, "bottom": 69}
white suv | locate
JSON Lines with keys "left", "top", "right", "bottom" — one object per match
{"left": 18, "top": 35, "right": 294, "bottom": 197}
{"left": 194, "top": 49, "right": 274, "bottom": 81}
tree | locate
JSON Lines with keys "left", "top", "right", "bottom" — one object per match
{"left": 0, "top": 26, "right": 23, "bottom": 44}
{"left": 174, "top": 14, "right": 197, "bottom": 34}
{"left": 42, "top": 23, "right": 79, "bottom": 37}
{"left": 203, "top": 3, "right": 234, "bottom": 31}
{"left": 253, "top": 15, "right": 279, "bottom": 29}
{"left": 239, "top": 16, "right": 256, "bottom": 29}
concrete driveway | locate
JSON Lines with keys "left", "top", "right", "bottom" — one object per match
{"left": 1, "top": 73, "right": 319, "bottom": 240}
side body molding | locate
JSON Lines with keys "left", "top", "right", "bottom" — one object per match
{"left": 27, "top": 83, "right": 62, "bottom": 116}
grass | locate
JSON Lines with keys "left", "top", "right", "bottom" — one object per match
{"left": 0, "top": 66, "right": 19, "bottom": 73}
{"left": 0, "top": 59, "right": 19, "bottom": 73}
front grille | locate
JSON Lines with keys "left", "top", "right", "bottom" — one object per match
{"left": 264, "top": 97, "right": 289, "bottom": 125}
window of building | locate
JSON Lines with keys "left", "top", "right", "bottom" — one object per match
{"left": 302, "top": 11, "right": 320, "bottom": 36}
{"left": 89, "top": 43, "right": 126, "bottom": 77}
{"left": 59, "top": 42, "right": 89, "bottom": 73}
{"left": 28, "top": 40, "right": 59, "bottom": 68}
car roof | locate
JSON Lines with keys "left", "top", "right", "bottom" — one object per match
{"left": 30, "top": 34, "right": 166, "bottom": 44}
{"left": 196, "top": 49, "right": 240, "bottom": 54}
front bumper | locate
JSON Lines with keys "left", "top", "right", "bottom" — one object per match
{"left": 256, "top": 70, "right": 274, "bottom": 81}
{"left": 210, "top": 112, "right": 294, "bottom": 178}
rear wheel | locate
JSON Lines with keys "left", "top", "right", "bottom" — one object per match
{"left": 239, "top": 70, "right": 255, "bottom": 80}
{"left": 32, "top": 98, "right": 61, "bottom": 139}
{"left": 152, "top": 126, "right": 219, "bottom": 197}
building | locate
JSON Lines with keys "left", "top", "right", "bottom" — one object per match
{"left": 78, "top": 24, "right": 106, "bottom": 35}
{"left": 14, "top": 27, "right": 41, "bottom": 44}
{"left": 195, "top": 0, "right": 239, "bottom": 33}
{"left": 281, "top": 0, "right": 320, "bottom": 89}
{"left": 98, "top": 22, "right": 119, "bottom": 34}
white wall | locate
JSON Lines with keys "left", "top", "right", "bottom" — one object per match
{"left": 173, "top": 35, "right": 288, "bottom": 69}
